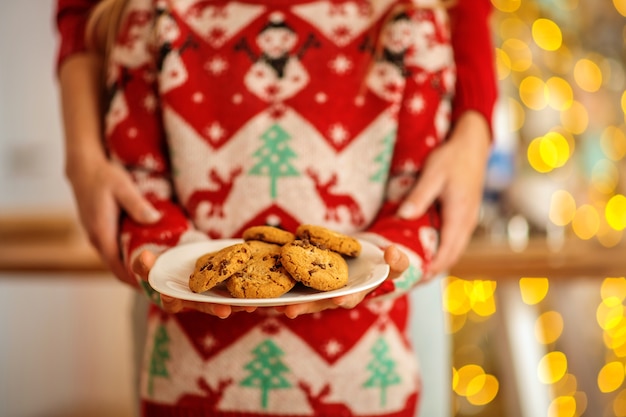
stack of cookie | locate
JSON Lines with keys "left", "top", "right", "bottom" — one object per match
{"left": 188, "top": 225, "right": 362, "bottom": 299}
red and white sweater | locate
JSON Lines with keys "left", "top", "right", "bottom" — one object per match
{"left": 56, "top": 0, "right": 496, "bottom": 416}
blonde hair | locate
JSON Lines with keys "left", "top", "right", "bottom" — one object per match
{"left": 85, "top": 0, "right": 129, "bottom": 59}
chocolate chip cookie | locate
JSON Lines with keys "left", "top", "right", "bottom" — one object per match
{"left": 296, "top": 224, "right": 361, "bottom": 257}
{"left": 189, "top": 243, "right": 252, "bottom": 293}
{"left": 225, "top": 245, "right": 296, "bottom": 298}
{"left": 280, "top": 240, "right": 349, "bottom": 291}
{"left": 242, "top": 225, "right": 296, "bottom": 246}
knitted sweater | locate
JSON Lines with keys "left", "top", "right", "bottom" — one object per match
{"left": 56, "top": 1, "right": 496, "bottom": 416}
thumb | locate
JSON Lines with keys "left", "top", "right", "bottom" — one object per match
{"left": 131, "top": 249, "right": 157, "bottom": 282}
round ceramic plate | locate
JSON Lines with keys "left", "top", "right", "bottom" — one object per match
{"left": 148, "top": 239, "right": 389, "bottom": 307}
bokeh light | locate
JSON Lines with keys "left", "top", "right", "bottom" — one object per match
{"left": 598, "top": 361, "right": 625, "bottom": 393}
{"left": 519, "top": 76, "right": 547, "bottom": 109}
{"left": 538, "top": 351, "right": 568, "bottom": 384}
{"left": 547, "top": 395, "right": 576, "bottom": 417}
{"left": 560, "top": 100, "right": 589, "bottom": 134}
{"left": 519, "top": 277, "right": 549, "bottom": 305}
{"left": 571, "top": 204, "right": 600, "bottom": 240}
{"left": 535, "top": 310, "right": 564, "bottom": 344}
{"left": 549, "top": 190, "right": 577, "bottom": 226}
{"left": 574, "top": 58, "right": 603, "bottom": 92}
{"left": 546, "top": 76, "right": 574, "bottom": 110}
{"left": 532, "top": 18, "right": 562, "bottom": 51}
{"left": 606, "top": 194, "right": 626, "bottom": 230}
{"left": 601, "top": 126, "right": 626, "bottom": 160}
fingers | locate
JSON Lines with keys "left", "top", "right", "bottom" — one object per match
{"left": 398, "top": 162, "right": 445, "bottom": 220}
{"left": 160, "top": 296, "right": 234, "bottom": 318}
{"left": 426, "top": 204, "right": 476, "bottom": 280}
{"left": 112, "top": 167, "right": 161, "bottom": 224}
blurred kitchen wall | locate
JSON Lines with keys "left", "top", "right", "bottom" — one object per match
{"left": 0, "top": 1, "right": 74, "bottom": 211}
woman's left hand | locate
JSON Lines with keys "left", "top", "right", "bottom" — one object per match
{"left": 397, "top": 111, "right": 491, "bottom": 281}
{"left": 276, "top": 245, "right": 409, "bottom": 319}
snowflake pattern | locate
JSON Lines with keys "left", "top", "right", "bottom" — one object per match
{"left": 205, "top": 121, "right": 226, "bottom": 142}
{"left": 144, "top": 93, "right": 157, "bottom": 112}
{"left": 328, "top": 123, "right": 349, "bottom": 145}
{"left": 324, "top": 339, "right": 344, "bottom": 357}
{"left": 407, "top": 94, "right": 425, "bottom": 114}
{"left": 329, "top": 54, "right": 352, "bottom": 75}
{"left": 206, "top": 56, "right": 228, "bottom": 75}
{"left": 202, "top": 333, "right": 217, "bottom": 352}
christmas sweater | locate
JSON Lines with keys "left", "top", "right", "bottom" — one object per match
{"left": 56, "top": 0, "right": 495, "bottom": 416}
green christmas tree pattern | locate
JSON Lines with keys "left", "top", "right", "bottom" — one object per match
{"left": 394, "top": 264, "right": 421, "bottom": 291}
{"left": 363, "top": 337, "right": 402, "bottom": 406}
{"left": 248, "top": 124, "right": 299, "bottom": 199}
{"left": 148, "top": 323, "right": 171, "bottom": 396}
{"left": 369, "top": 129, "right": 396, "bottom": 183}
{"left": 240, "top": 339, "right": 292, "bottom": 409}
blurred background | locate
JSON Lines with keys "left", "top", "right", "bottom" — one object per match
{"left": 0, "top": 1, "right": 625, "bottom": 417}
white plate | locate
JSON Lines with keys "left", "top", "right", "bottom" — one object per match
{"left": 148, "top": 239, "right": 389, "bottom": 307}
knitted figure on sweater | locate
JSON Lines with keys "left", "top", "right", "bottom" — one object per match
{"left": 64, "top": 0, "right": 467, "bottom": 415}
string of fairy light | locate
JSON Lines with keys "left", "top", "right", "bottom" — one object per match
{"left": 445, "top": 0, "right": 626, "bottom": 416}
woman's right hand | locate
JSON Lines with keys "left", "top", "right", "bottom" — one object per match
{"left": 132, "top": 250, "right": 257, "bottom": 318}
{"left": 67, "top": 156, "right": 161, "bottom": 285}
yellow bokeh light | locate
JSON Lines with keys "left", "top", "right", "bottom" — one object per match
{"left": 572, "top": 204, "right": 600, "bottom": 240}
{"left": 613, "top": 388, "right": 626, "bottom": 416}
{"left": 592, "top": 159, "right": 619, "bottom": 194}
{"left": 598, "top": 361, "right": 625, "bottom": 393}
{"left": 454, "top": 364, "right": 485, "bottom": 396}
{"left": 528, "top": 137, "right": 553, "bottom": 173}
{"left": 532, "top": 18, "right": 562, "bottom": 51}
{"left": 560, "top": 100, "right": 589, "bottom": 135}
{"left": 502, "top": 39, "right": 533, "bottom": 72}
{"left": 602, "top": 278, "right": 626, "bottom": 302}
{"left": 467, "top": 375, "right": 499, "bottom": 406}
{"left": 538, "top": 351, "right": 568, "bottom": 384}
{"left": 553, "top": 373, "right": 579, "bottom": 396}
{"left": 520, "top": 76, "right": 548, "bottom": 110}
{"left": 606, "top": 194, "right": 626, "bottom": 231}
{"left": 574, "top": 58, "right": 603, "bottom": 92}
{"left": 444, "top": 278, "right": 472, "bottom": 316}
{"left": 597, "top": 299, "right": 625, "bottom": 330}
{"left": 535, "top": 310, "right": 564, "bottom": 344}
{"left": 601, "top": 126, "right": 626, "bottom": 161}
{"left": 597, "top": 226, "right": 624, "bottom": 248}
{"left": 491, "top": 0, "right": 521, "bottom": 13}
{"left": 519, "top": 277, "right": 549, "bottom": 305}
{"left": 603, "top": 320, "right": 626, "bottom": 350}
{"left": 448, "top": 313, "right": 467, "bottom": 334}
{"left": 546, "top": 76, "right": 574, "bottom": 110}
{"left": 468, "top": 280, "right": 497, "bottom": 317}
{"left": 548, "top": 395, "right": 576, "bottom": 417}
{"left": 622, "top": 91, "right": 626, "bottom": 120}
{"left": 549, "top": 190, "right": 576, "bottom": 226}
{"left": 543, "top": 131, "right": 570, "bottom": 167}
{"left": 614, "top": 0, "right": 626, "bottom": 17}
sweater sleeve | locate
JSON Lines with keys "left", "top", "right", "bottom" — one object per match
{"left": 103, "top": 11, "right": 207, "bottom": 301}
{"left": 448, "top": 0, "right": 498, "bottom": 127}
{"left": 55, "top": 0, "right": 100, "bottom": 70}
